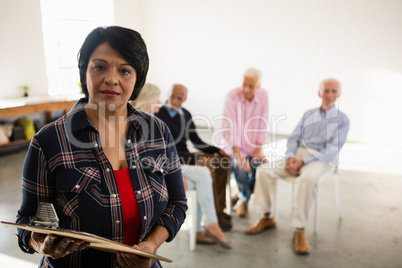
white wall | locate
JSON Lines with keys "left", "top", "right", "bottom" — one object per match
{"left": 118, "top": 0, "right": 402, "bottom": 147}
{"left": 1, "top": 0, "right": 401, "bottom": 147}
{"left": 114, "top": 0, "right": 143, "bottom": 32}
{"left": 0, "top": 0, "right": 48, "bottom": 98}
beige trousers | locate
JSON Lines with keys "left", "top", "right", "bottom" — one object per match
{"left": 253, "top": 147, "right": 331, "bottom": 229}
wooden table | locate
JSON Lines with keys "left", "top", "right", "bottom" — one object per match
{"left": 0, "top": 99, "right": 76, "bottom": 121}
{"left": 0, "top": 98, "right": 77, "bottom": 150}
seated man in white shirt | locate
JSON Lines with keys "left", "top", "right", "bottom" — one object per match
{"left": 246, "top": 78, "right": 350, "bottom": 255}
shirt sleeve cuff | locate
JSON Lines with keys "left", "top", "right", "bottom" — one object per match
{"left": 285, "top": 152, "right": 295, "bottom": 160}
{"left": 17, "top": 231, "right": 35, "bottom": 254}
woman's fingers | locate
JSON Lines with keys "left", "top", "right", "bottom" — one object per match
{"left": 31, "top": 232, "right": 47, "bottom": 243}
{"left": 66, "top": 240, "right": 89, "bottom": 254}
{"left": 117, "top": 253, "right": 130, "bottom": 268}
{"left": 78, "top": 241, "right": 91, "bottom": 250}
{"left": 35, "top": 235, "right": 89, "bottom": 259}
{"left": 117, "top": 250, "right": 151, "bottom": 268}
{"left": 42, "top": 234, "right": 59, "bottom": 254}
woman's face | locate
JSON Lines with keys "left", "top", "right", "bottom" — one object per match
{"left": 85, "top": 42, "right": 137, "bottom": 111}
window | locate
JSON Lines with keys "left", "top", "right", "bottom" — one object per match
{"left": 40, "top": 0, "right": 114, "bottom": 96}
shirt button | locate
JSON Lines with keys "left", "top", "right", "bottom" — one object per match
{"left": 75, "top": 185, "right": 80, "bottom": 189}
{"left": 132, "top": 165, "right": 136, "bottom": 169}
{"left": 94, "top": 143, "right": 98, "bottom": 148}
{"left": 127, "top": 139, "right": 131, "bottom": 144}
{"left": 159, "top": 169, "right": 164, "bottom": 173}
{"left": 116, "top": 220, "right": 120, "bottom": 224}
{"left": 112, "top": 194, "right": 117, "bottom": 198}
{"left": 106, "top": 168, "right": 110, "bottom": 173}
{"left": 143, "top": 216, "right": 147, "bottom": 220}
{"left": 136, "top": 190, "right": 141, "bottom": 195}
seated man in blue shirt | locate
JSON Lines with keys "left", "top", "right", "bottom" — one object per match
{"left": 246, "top": 78, "right": 350, "bottom": 255}
{"left": 155, "top": 84, "right": 232, "bottom": 231}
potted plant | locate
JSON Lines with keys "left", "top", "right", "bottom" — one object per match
{"left": 20, "top": 85, "right": 30, "bottom": 97}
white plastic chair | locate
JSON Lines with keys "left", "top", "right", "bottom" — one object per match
{"left": 274, "top": 165, "right": 342, "bottom": 233}
{"left": 185, "top": 190, "right": 197, "bottom": 251}
{"left": 225, "top": 170, "right": 233, "bottom": 215}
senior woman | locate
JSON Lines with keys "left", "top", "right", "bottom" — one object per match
{"left": 16, "top": 26, "right": 187, "bottom": 268}
{"left": 131, "top": 83, "right": 162, "bottom": 114}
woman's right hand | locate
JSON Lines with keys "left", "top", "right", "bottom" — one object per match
{"left": 29, "top": 232, "right": 90, "bottom": 259}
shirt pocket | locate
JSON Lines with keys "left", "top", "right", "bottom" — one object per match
{"left": 55, "top": 167, "right": 101, "bottom": 217}
{"left": 142, "top": 154, "right": 169, "bottom": 203}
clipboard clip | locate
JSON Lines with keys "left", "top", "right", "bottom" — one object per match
{"left": 30, "top": 202, "right": 59, "bottom": 229}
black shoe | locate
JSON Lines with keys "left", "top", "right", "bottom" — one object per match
{"left": 218, "top": 211, "right": 232, "bottom": 221}
{"left": 220, "top": 223, "right": 232, "bottom": 232}
{"left": 218, "top": 216, "right": 232, "bottom": 232}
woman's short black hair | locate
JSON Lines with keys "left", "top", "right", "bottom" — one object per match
{"left": 77, "top": 26, "right": 149, "bottom": 101}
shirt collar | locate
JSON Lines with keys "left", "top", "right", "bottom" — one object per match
{"left": 163, "top": 102, "right": 184, "bottom": 118}
{"left": 69, "top": 98, "right": 143, "bottom": 132}
{"left": 68, "top": 98, "right": 92, "bottom": 132}
{"left": 239, "top": 88, "right": 260, "bottom": 104}
{"left": 320, "top": 106, "right": 338, "bottom": 119}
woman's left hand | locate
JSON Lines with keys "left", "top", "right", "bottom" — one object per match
{"left": 117, "top": 242, "right": 155, "bottom": 268}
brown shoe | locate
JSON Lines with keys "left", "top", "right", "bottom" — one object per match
{"left": 245, "top": 217, "right": 276, "bottom": 235}
{"left": 204, "top": 228, "right": 232, "bottom": 250}
{"left": 293, "top": 230, "right": 311, "bottom": 255}
{"left": 196, "top": 234, "right": 217, "bottom": 245}
{"left": 236, "top": 200, "right": 248, "bottom": 218}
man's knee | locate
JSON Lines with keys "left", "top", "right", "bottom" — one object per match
{"left": 256, "top": 166, "right": 277, "bottom": 181}
{"left": 297, "top": 173, "right": 320, "bottom": 186}
{"left": 256, "top": 166, "right": 267, "bottom": 179}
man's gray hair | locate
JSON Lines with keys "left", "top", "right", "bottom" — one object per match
{"left": 319, "top": 78, "right": 341, "bottom": 95}
{"left": 244, "top": 68, "right": 262, "bottom": 83}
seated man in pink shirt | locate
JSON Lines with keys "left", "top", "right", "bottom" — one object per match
{"left": 219, "top": 68, "right": 269, "bottom": 218}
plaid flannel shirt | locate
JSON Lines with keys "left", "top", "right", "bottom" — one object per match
{"left": 16, "top": 99, "right": 187, "bottom": 268}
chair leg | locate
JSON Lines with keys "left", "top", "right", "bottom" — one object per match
{"left": 274, "top": 182, "right": 279, "bottom": 220}
{"left": 226, "top": 171, "right": 232, "bottom": 215}
{"left": 186, "top": 190, "right": 197, "bottom": 251}
{"left": 314, "top": 182, "right": 320, "bottom": 234}
{"left": 334, "top": 172, "right": 343, "bottom": 219}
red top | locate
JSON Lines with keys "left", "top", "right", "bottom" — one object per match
{"left": 114, "top": 168, "right": 142, "bottom": 246}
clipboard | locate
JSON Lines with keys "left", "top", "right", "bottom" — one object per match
{"left": 1, "top": 221, "right": 172, "bottom": 263}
